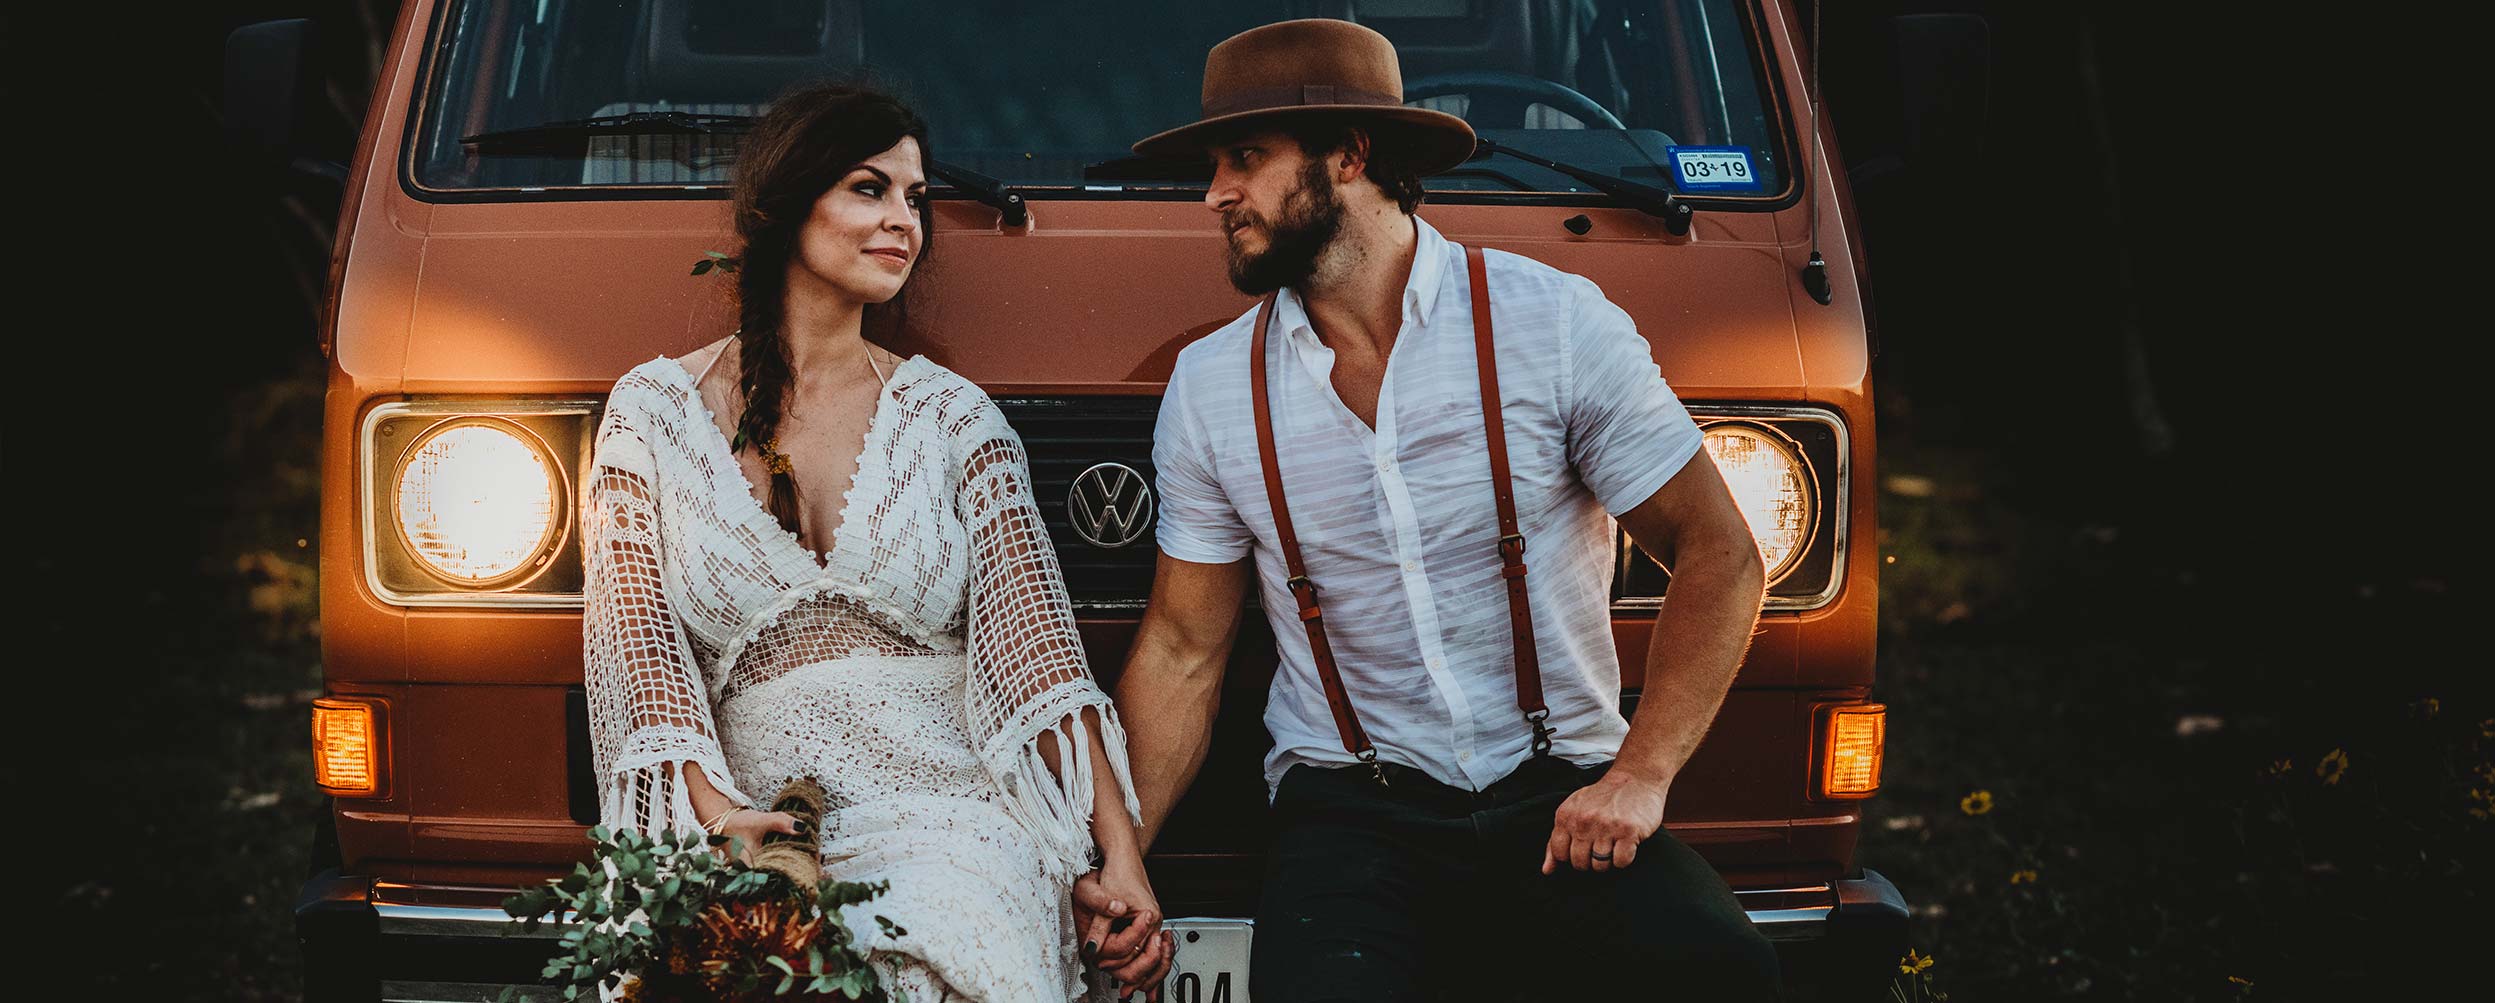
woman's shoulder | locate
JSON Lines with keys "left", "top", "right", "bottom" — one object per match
{"left": 598, "top": 356, "right": 708, "bottom": 458}
{"left": 889, "top": 355, "right": 1011, "bottom": 443}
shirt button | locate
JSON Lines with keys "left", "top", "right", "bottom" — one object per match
{"left": 1402, "top": 560, "right": 1418, "bottom": 572}
{"left": 1427, "top": 657, "right": 1442, "bottom": 669}
{"left": 1458, "top": 750, "right": 1473, "bottom": 763}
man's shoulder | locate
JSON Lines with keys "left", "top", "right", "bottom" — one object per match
{"left": 1475, "top": 244, "right": 1601, "bottom": 307}
{"left": 1166, "top": 302, "right": 1264, "bottom": 402}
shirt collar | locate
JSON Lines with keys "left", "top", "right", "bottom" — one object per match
{"left": 1274, "top": 215, "right": 1451, "bottom": 344}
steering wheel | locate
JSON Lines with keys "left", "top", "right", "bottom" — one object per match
{"left": 1402, "top": 71, "right": 1627, "bottom": 131}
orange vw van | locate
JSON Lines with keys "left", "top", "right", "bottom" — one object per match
{"left": 238, "top": 1, "right": 1908, "bottom": 998}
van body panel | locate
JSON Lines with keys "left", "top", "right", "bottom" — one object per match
{"left": 306, "top": 1, "right": 1904, "bottom": 994}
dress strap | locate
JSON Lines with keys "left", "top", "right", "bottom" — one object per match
{"left": 693, "top": 336, "right": 737, "bottom": 388}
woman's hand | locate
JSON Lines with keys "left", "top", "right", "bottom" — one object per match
{"left": 1072, "top": 860, "right": 1175, "bottom": 1000}
{"left": 713, "top": 808, "right": 802, "bottom": 865}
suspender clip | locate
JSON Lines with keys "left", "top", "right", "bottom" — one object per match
{"left": 1356, "top": 747, "right": 1389, "bottom": 787}
{"left": 1526, "top": 709, "right": 1555, "bottom": 758}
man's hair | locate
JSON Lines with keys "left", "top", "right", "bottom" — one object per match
{"left": 1278, "top": 117, "right": 1427, "bottom": 214}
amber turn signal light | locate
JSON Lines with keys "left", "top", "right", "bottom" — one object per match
{"left": 313, "top": 696, "right": 389, "bottom": 798}
{"left": 1816, "top": 703, "right": 1885, "bottom": 799}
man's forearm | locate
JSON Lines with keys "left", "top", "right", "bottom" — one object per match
{"left": 1116, "top": 630, "right": 1229, "bottom": 848}
{"left": 1612, "top": 541, "right": 1766, "bottom": 785}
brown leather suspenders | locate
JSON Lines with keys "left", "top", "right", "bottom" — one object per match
{"left": 1248, "top": 244, "right": 1552, "bottom": 787}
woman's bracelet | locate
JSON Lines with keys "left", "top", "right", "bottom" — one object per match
{"left": 700, "top": 804, "right": 752, "bottom": 835}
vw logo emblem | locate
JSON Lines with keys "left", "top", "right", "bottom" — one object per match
{"left": 1067, "top": 462, "right": 1155, "bottom": 549}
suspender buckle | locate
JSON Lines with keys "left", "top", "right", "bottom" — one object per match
{"left": 1498, "top": 533, "right": 1527, "bottom": 561}
{"left": 1286, "top": 575, "right": 1323, "bottom": 623}
{"left": 1356, "top": 747, "right": 1389, "bottom": 787}
{"left": 1526, "top": 709, "right": 1555, "bottom": 758}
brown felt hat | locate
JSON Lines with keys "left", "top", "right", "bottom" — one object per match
{"left": 1132, "top": 19, "right": 1477, "bottom": 177}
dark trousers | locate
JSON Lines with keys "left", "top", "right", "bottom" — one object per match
{"left": 1250, "top": 757, "right": 1785, "bottom": 1002}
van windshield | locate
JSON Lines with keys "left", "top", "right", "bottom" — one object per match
{"left": 410, "top": 0, "right": 1788, "bottom": 203}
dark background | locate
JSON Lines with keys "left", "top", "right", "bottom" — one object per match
{"left": 11, "top": 1, "right": 2477, "bottom": 998}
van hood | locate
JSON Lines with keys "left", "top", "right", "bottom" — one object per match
{"left": 377, "top": 200, "right": 1811, "bottom": 397}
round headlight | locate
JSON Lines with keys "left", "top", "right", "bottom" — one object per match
{"left": 392, "top": 417, "right": 568, "bottom": 588}
{"left": 1702, "top": 424, "right": 1816, "bottom": 584}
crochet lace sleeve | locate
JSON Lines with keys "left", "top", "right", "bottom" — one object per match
{"left": 581, "top": 407, "right": 752, "bottom": 839}
{"left": 958, "top": 429, "right": 1142, "bottom": 878}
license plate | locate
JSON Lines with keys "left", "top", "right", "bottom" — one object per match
{"left": 1159, "top": 918, "right": 1252, "bottom": 1002}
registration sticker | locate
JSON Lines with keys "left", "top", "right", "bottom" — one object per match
{"left": 1158, "top": 918, "right": 1253, "bottom": 1002}
{"left": 1666, "top": 145, "right": 1763, "bottom": 192}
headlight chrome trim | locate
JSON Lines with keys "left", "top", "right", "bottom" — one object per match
{"left": 1614, "top": 404, "right": 1851, "bottom": 614}
{"left": 359, "top": 399, "right": 601, "bottom": 609}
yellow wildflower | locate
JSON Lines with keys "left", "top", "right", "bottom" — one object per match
{"left": 2415, "top": 697, "right": 2440, "bottom": 719}
{"left": 2009, "top": 869, "right": 2039, "bottom": 885}
{"left": 2317, "top": 748, "right": 2350, "bottom": 786}
{"left": 1960, "top": 790, "right": 1994, "bottom": 815}
{"left": 1899, "top": 949, "right": 1935, "bottom": 975}
{"left": 2264, "top": 759, "right": 2293, "bottom": 777}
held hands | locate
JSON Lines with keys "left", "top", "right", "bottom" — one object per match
{"left": 1542, "top": 767, "right": 1670, "bottom": 874}
{"left": 1072, "top": 861, "right": 1175, "bottom": 1001}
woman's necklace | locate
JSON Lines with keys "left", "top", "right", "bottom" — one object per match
{"left": 755, "top": 346, "right": 889, "bottom": 476}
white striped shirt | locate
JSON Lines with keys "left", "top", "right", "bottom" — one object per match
{"left": 1153, "top": 217, "right": 1704, "bottom": 797}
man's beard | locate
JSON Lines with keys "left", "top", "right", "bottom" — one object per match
{"left": 1224, "top": 159, "right": 1345, "bottom": 296}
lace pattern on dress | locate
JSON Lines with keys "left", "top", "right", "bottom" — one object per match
{"left": 580, "top": 414, "right": 753, "bottom": 837}
{"left": 582, "top": 354, "right": 1140, "bottom": 999}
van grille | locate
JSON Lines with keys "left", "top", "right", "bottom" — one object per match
{"left": 993, "top": 397, "right": 1163, "bottom": 608}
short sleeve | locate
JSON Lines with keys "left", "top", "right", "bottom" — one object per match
{"left": 1151, "top": 363, "right": 1254, "bottom": 563}
{"left": 1563, "top": 276, "right": 1705, "bottom": 515}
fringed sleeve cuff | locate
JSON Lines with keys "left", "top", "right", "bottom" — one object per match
{"left": 980, "top": 680, "right": 1144, "bottom": 882}
{"left": 601, "top": 729, "right": 754, "bottom": 841}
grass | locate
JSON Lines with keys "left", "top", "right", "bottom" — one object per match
{"left": 1861, "top": 434, "right": 2485, "bottom": 999}
{"left": 51, "top": 355, "right": 330, "bottom": 1001}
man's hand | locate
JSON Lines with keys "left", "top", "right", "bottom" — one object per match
{"left": 1073, "top": 864, "right": 1175, "bottom": 1000}
{"left": 1541, "top": 768, "right": 1670, "bottom": 874}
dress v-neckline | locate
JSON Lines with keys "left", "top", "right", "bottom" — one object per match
{"left": 661, "top": 353, "right": 922, "bottom": 575}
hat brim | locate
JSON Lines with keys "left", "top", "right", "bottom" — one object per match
{"left": 1132, "top": 104, "right": 1478, "bottom": 179}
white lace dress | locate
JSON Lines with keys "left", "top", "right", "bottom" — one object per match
{"left": 582, "top": 354, "right": 1141, "bottom": 1002}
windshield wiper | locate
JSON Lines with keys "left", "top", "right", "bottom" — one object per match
{"left": 462, "top": 111, "right": 757, "bottom": 156}
{"left": 461, "top": 114, "right": 1027, "bottom": 224}
{"left": 925, "top": 160, "right": 1028, "bottom": 227}
{"left": 1081, "top": 155, "right": 1212, "bottom": 183}
{"left": 1467, "top": 137, "right": 1691, "bottom": 236}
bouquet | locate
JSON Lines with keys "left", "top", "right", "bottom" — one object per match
{"left": 503, "top": 778, "right": 908, "bottom": 1002}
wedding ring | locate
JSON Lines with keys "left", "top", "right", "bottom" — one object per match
{"left": 1589, "top": 849, "right": 1613, "bottom": 861}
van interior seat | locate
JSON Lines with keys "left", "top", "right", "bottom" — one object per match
{"left": 582, "top": 102, "right": 759, "bottom": 185}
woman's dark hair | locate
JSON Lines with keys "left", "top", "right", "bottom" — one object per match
{"left": 727, "top": 82, "right": 930, "bottom": 535}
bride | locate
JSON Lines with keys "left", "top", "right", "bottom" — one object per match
{"left": 581, "top": 83, "right": 1171, "bottom": 1001}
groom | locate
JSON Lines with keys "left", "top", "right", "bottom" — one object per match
{"left": 1088, "top": 18, "right": 1784, "bottom": 1002}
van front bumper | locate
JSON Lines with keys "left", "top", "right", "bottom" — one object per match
{"left": 300, "top": 868, "right": 1908, "bottom": 1002}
